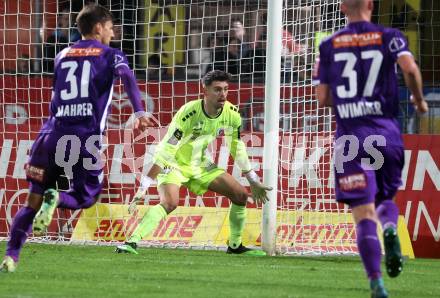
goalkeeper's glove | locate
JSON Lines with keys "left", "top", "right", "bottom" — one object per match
{"left": 128, "top": 176, "right": 154, "bottom": 214}
{"left": 128, "top": 188, "right": 146, "bottom": 214}
{"left": 245, "top": 170, "right": 272, "bottom": 204}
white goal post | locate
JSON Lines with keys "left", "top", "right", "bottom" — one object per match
{"left": 262, "top": 0, "right": 282, "bottom": 256}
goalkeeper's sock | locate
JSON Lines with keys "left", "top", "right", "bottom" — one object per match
{"left": 228, "top": 203, "right": 246, "bottom": 249}
{"left": 376, "top": 200, "right": 399, "bottom": 230}
{"left": 128, "top": 204, "right": 167, "bottom": 243}
{"left": 356, "top": 219, "right": 382, "bottom": 280}
{"left": 6, "top": 206, "right": 37, "bottom": 262}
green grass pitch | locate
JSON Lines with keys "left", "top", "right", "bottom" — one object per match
{"left": 1, "top": 243, "right": 439, "bottom": 297}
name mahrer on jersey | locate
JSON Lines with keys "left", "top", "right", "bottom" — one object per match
{"left": 55, "top": 103, "right": 94, "bottom": 117}
{"left": 337, "top": 101, "right": 383, "bottom": 119}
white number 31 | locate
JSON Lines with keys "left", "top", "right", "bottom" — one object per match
{"left": 60, "top": 60, "right": 91, "bottom": 101}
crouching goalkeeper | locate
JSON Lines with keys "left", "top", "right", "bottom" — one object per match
{"left": 116, "top": 70, "right": 271, "bottom": 256}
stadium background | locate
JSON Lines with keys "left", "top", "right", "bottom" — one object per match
{"left": 0, "top": 0, "right": 439, "bottom": 258}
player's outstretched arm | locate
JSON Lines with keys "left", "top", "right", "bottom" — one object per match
{"left": 129, "top": 164, "right": 163, "bottom": 214}
{"left": 229, "top": 133, "right": 273, "bottom": 204}
{"left": 114, "top": 57, "right": 153, "bottom": 130}
{"left": 398, "top": 55, "right": 428, "bottom": 113}
{"left": 226, "top": 116, "right": 272, "bottom": 204}
{"left": 244, "top": 170, "right": 273, "bottom": 205}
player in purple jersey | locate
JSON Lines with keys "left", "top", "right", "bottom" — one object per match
{"left": 313, "top": 0, "right": 427, "bottom": 297}
{"left": 1, "top": 4, "right": 152, "bottom": 273}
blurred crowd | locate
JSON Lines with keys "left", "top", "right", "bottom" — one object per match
{"left": 4, "top": 11, "right": 309, "bottom": 83}
{"left": 206, "top": 19, "right": 308, "bottom": 82}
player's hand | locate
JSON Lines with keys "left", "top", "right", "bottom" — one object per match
{"left": 135, "top": 115, "right": 153, "bottom": 132}
{"left": 249, "top": 181, "right": 272, "bottom": 205}
{"left": 128, "top": 188, "right": 146, "bottom": 214}
{"left": 411, "top": 95, "right": 429, "bottom": 114}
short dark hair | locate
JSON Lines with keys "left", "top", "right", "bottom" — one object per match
{"left": 203, "top": 70, "right": 231, "bottom": 86}
{"left": 76, "top": 4, "right": 113, "bottom": 36}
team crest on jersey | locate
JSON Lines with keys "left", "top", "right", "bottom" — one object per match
{"left": 389, "top": 37, "right": 406, "bottom": 52}
{"left": 114, "top": 54, "right": 125, "bottom": 65}
{"left": 190, "top": 121, "right": 203, "bottom": 139}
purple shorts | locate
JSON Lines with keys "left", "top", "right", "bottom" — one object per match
{"left": 334, "top": 143, "right": 404, "bottom": 208}
{"left": 26, "top": 131, "right": 103, "bottom": 200}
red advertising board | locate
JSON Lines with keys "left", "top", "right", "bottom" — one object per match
{"left": 396, "top": 135, "right": 440, "bottom": 258}
{"left": 0, "top": 77, "right": 439, "bottom": 258}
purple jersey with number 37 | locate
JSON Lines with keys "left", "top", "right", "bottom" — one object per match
{"left": 313, "top": 21, "right": 412, "bottom": 145}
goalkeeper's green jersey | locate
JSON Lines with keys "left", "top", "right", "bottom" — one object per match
{"left": 153, "top": 99, "right": 251, "bottom": 176}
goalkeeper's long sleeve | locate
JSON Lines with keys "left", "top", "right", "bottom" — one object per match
{"left": 226, "top": 125, "right": 252, "bottom": 173}
{"left": 152, "top": 107, "right": 185, "bottom": 169}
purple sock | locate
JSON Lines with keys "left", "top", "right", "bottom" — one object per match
{"left": 6, "top": 206, "right": 37, "bottom": 262}
{"left": 376, "top": 200, "right": 399, "bottom": 230}
{"left": 356, "top": 219, "right": 382, "bottom": 280}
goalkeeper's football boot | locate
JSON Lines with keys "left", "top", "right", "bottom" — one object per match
{"left": 33, "top": 188, "right": 59, "bottom": 235}
{"left": 383, "top": 227, "right": 403, "bottom": 277}
{"left": 115, "top": 242, "right": 139, "bottom": 255}
{"left": 370, "top": 278, "right": 388, "bottom": 298}
{"left": 226, "top": 243, "right": 266, "bottom": 256}
{"left": 0, "top": 256, "right": 17, "bottom": 273}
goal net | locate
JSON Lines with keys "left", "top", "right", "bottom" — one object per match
{"left": 0, "top": 0, "right": 356, "bottom": 255}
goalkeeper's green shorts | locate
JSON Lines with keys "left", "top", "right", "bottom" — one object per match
{"left": 157, "top": 164, "right": 224, "bottom": 195}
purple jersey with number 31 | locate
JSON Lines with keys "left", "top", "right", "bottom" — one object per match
{"left": 41, "top": 39, "right": 142, "bottom": 137}
{"left": 313, "top": 21, "right": 412, "bottom": 145}
{"left": 25, "top": 39, "right": 144, "bottom": 195}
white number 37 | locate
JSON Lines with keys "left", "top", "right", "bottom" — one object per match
{"left": 334, "top": 50, "right": 383, "bottom": 99}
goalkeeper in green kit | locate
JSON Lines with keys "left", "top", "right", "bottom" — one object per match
{"left": 116, "top": 70, "right": 271, "bottom": 256}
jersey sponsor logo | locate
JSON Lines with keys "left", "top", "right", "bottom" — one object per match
{"left": 55, "top": 103, "right": 94, "bottom": 117}
{"left": 338, "top": 173, "right": 366, "bottom": 191}
{"left": 336, "top": 101, "right": 383, "bottom": 119}
{"left": 389, "top": 37, "right": 406, "bottom": 53}
{"left": 333, "top": 32, "right": 382, "bottom": 48}
{"left": 162, "top": 165, "right": 175, "bottom": 174}
{"left": 65, "top": 48, "right": 103, "bottom": 57}
{"left": 25, "top": 164, "right": 45, "bottom": 182}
